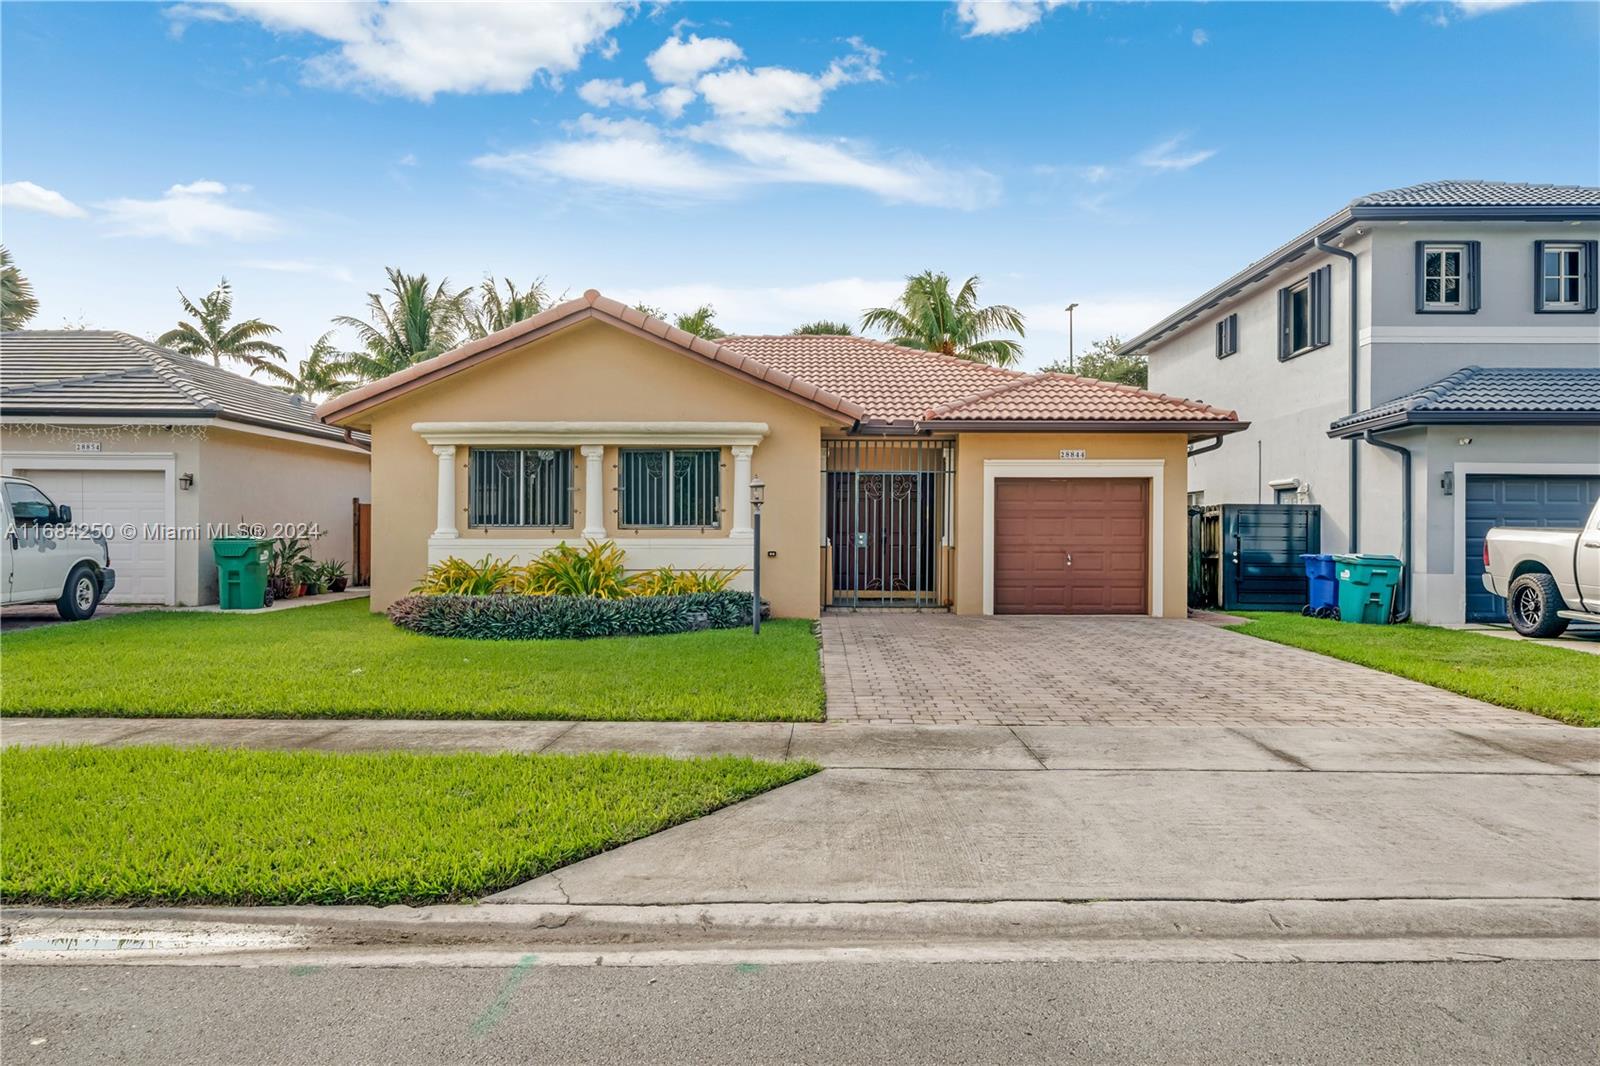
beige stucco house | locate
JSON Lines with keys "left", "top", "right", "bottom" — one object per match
{"left": 318, "top": 291, "right": 1245, "bottom": 619}
{"left": 2, "top": 331, "right": 371, "bottom": 605}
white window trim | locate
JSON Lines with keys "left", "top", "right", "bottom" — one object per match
{"left": 1541, "top": 243, "right": 1585, "bottom": 309}
{"left": 618, "top": 446, "right": 722, "bottom": 530}
{"left": 1286, "top": 278, "right": 1314, "bottom": 356}
{"left": 0, "top": 450, "right": 179, "bottom": 606}
{"left": 467, "top": 447, "right": 576, "bottom": 531}
{"left": 413, "top": 421, "right": 768, "bottom": 447}
{"left": 1421, "top": 243, "right": 1467, "bottom": 310}
{"left": 981, "top": 458, "right": 1165, "bottom": 618}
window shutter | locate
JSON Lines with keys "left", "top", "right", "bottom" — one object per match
{"left": 1277, "top": 287, "right": 1291, "bottom": 360}
{"left": 1534, "top": 240, "right": 1548, "bottom": 312}
{"left": 1413, "top": 241, "right": 1426, "bottom": 313}
{"left": 1585, "top": 241, "right": 1599, "bottom": 312}
{"left": 1311, "top": 265, "right": 1333, "bottom": 347}
{"left": 1464, "top": 241, "right": 1482, "bottom": 312}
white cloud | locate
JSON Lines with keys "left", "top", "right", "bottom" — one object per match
{"left": 1191, "top": 28, "right": 1209, "bottom": 46}
{"left": 578, "top": 77, "right": 651, "bottom": 109}
{"left": 1, "top": 180, "right": 88, "bottom": 219}
{"left": 646, "top": 32, "right": 743, "bottom": 84}
{"left": 696, "top": 40, "right": 883, "bottom": 126}
{"left": 396, "top": 152, "right": 418, "bottom": 166}
{"left": 185, "top": 2, "right": 630, "bottom": 101}
{"left": 654, "top": 85, "right": 696, "bottom": 119}
{"left": 475, "top": 117, "right": 998, "bottom": 209}
{"left": 1136, "top": 135, "right": 1217, "bottom": 172}
{"left": 474, "top": 118, "right": 743, "bottom": 198}
{"left": 954, "top": 0, "right": 1073, "bottom": 37}
{"left": 1452, "top": 0, "right": 1534, "bottom": 13}
{"left": 704, "top": 127, "right": 998, "bottom": 209}
{"left": 97, "top": 180, "right": 278, "bottom": 244}
{"left": 241, "top": 258, "right": 354, "bottom": 284}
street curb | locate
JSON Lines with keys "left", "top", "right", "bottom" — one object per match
{"left": 5, "top": 898, "right": 1597, "bottom": 966}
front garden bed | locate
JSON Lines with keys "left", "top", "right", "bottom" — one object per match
{"left": 0, "top": 599, "right": 824, "bottom": 721}
{"left": 0, "top": 745, "right": 817, "bottom": 905}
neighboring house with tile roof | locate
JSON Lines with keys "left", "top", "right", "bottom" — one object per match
{"left": 318, "top": 290, "right": 1246, "bottom": 618}
{"left": 2, "top": 331, "right": 370, "bottom": 606}
{"left": 1127, "top": 180, "right": 1600, "bottom": 625}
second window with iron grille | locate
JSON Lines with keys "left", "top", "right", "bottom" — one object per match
{"left": 469, "top": 448, "right": 574, "bottom": 528}
{"left": 618, "top": 448, "right": 722, "bottom": 528}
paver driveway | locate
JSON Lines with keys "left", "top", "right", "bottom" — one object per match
{"left": 820, "top": 613, "right": 1548, "bottom": 726}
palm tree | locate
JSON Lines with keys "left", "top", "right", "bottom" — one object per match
{"left": 329, "top": 268, "right": 467, "bottom": 384}
{"left": 157, "top": 278, "right": 292, "bottom": 383}
{"left": 466, "top": 276, "right": 552, "bottom": 339}
{"left": 861, "top": 272, "right": 1025, "bottom": 367}
{"left": 288, "top": 332, "right": 355, "bottom": 398}
{"left": 672, "top": 304, "right": 726, "bottom": 340}
{"left": 1, "top": 246, "right": 41, "bottom": 330}
{"left": 792, "top": 320, "right": 854, "bottom": 336}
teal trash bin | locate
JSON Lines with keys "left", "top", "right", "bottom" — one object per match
{"left": 1333, "top": 553, "right": 1403, "bottom": 625}
{"left": 213, "top": 537, "right": 273, "bottom": 610}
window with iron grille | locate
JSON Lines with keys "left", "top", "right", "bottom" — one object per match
{"left": 619, "top": 448, "right": 721, "bottom": 528}
{"left": 469, "top": 448, "right": 573, "bottom": 528}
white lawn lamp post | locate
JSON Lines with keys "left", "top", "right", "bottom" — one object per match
{"left": 749, "top": 476, "right": 765, "bottom": 635}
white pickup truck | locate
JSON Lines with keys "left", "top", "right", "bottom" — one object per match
{"left": 1482, "top": 496, "right": 1600, "bottom": 637}
{"left": 1, "top": 474, "right": 117, "bottom": 620}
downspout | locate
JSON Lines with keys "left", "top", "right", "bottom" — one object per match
{"left": 1186, "top": 435, "right": 1225, "bottom": 458}
{"left": 1314, "top": 237, "right": 1359, "bottom": 551}
{"left": 1361, "top": 429, "right": 1412, "bottom": 622}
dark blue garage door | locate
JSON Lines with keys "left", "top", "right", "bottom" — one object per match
{"left": 1465, "top": 474, "right": 1600, "bottom": 623}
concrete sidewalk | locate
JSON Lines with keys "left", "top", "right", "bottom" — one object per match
{"left": 4, "top": 716, "right": 1596, "bottom": 773}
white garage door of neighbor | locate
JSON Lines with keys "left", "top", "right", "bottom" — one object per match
{"left": 16, "top": 468, "right": 171, "bottom": 604}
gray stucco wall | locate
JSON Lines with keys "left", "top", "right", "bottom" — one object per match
{"left": 1147, "top": 218, "right": 1599, "bottom": 620}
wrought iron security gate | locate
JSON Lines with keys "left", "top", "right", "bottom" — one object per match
{"left": 822, "top": 439, "right": 954, "bottom": 609}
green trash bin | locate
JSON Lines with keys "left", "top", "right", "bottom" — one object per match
{"left": 213, "top": 537, "right": 273, "bottom": 610}
{"left": 1333, "top": 553, "right": 1403, "bottom": 625}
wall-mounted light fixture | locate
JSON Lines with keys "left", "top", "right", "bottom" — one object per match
{"left": 1440, "top": 471, "right": 1454, "bottom": 496}
{"left": 1457, "top": 437, "right": 1473, "bottom": 446}
{"left": 178, "top": 473, "right": 195, "bottom": 491}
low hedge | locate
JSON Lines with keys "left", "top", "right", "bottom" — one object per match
{"left": 387, "top": 590, "right": 766, "bottom": 640}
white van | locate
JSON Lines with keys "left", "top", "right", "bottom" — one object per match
{"left": 2, "top": 475, "right": 117, "bottom": 620}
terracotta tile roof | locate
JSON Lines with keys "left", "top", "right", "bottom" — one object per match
{"left": 317, "top": 291, "right": 869, "bottom": 427}
{"left": 921, "top": 372, "right": 1239, "bottom": 424}
{"left": 317, "top": 289, "right": 1241, "bottom": 433}
{"left": 717, "top": 334, "right": 1020, "bottom": 423}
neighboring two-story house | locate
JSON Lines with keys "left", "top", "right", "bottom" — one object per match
{"left": 1130, "top": 180, "right": 1600, "bottom": 625}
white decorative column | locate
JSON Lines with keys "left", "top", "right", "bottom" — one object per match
{"left": 580, "top": 445, "right": 607, "bottom": 538}
{"left": 432, "top": 445, "right": 458, "bottom": 538}
{"left": 730, "top": 445, "right": 754, "bottom": 539}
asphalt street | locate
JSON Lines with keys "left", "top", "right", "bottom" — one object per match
{"left": 4, "top": 960, "right": 1597, "bottom": 1065}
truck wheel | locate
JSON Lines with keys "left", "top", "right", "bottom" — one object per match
{"left": 56, "top": 563, "right": 101, "bottom": 621}
{"left": 1507, "top": 572, "right": 1569, "bottom": 638}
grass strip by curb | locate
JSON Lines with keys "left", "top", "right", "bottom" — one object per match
{"left": 0, "top": 745, "right": 818, "bottom": 905}
{"left": 1227, "top": 612, "right": 1599, "bottom": 727}
{"left": 0, "top": 599, "right": 824, "bottom": 722}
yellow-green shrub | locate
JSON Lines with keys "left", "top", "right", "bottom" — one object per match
{"left": 412, "top": 555, "right": 519, "bottom": 595}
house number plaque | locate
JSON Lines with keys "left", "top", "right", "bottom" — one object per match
{"left": 1058, "top": 449, "right": 1086, "bottom": 460}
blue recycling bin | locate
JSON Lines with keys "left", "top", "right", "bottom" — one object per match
{"left": 1300, "top": 553, "right": 1338, "bottom": 618}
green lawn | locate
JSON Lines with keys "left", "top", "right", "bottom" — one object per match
{"left": 0, "top": 745, "right": 816, "bottom": 905}
{"left": 1227, "top": 613, "right": 1600, "bottom": 727}
{"left": 0, "top": 599, "right": 823, "bottom": 721}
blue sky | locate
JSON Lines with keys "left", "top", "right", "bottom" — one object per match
{"left": 3, "top": 1, "right": 1597, "bottom": 373}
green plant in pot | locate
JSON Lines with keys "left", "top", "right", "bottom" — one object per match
{"left": 267, "top": 536, "right": 313, "bottom": 599}
{"left": 321, "top": 560, "right": 350, "bottom": 593}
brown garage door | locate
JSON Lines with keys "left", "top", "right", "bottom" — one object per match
{"left": 993, "top": 478, "right": 1148, "bottom": 614}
